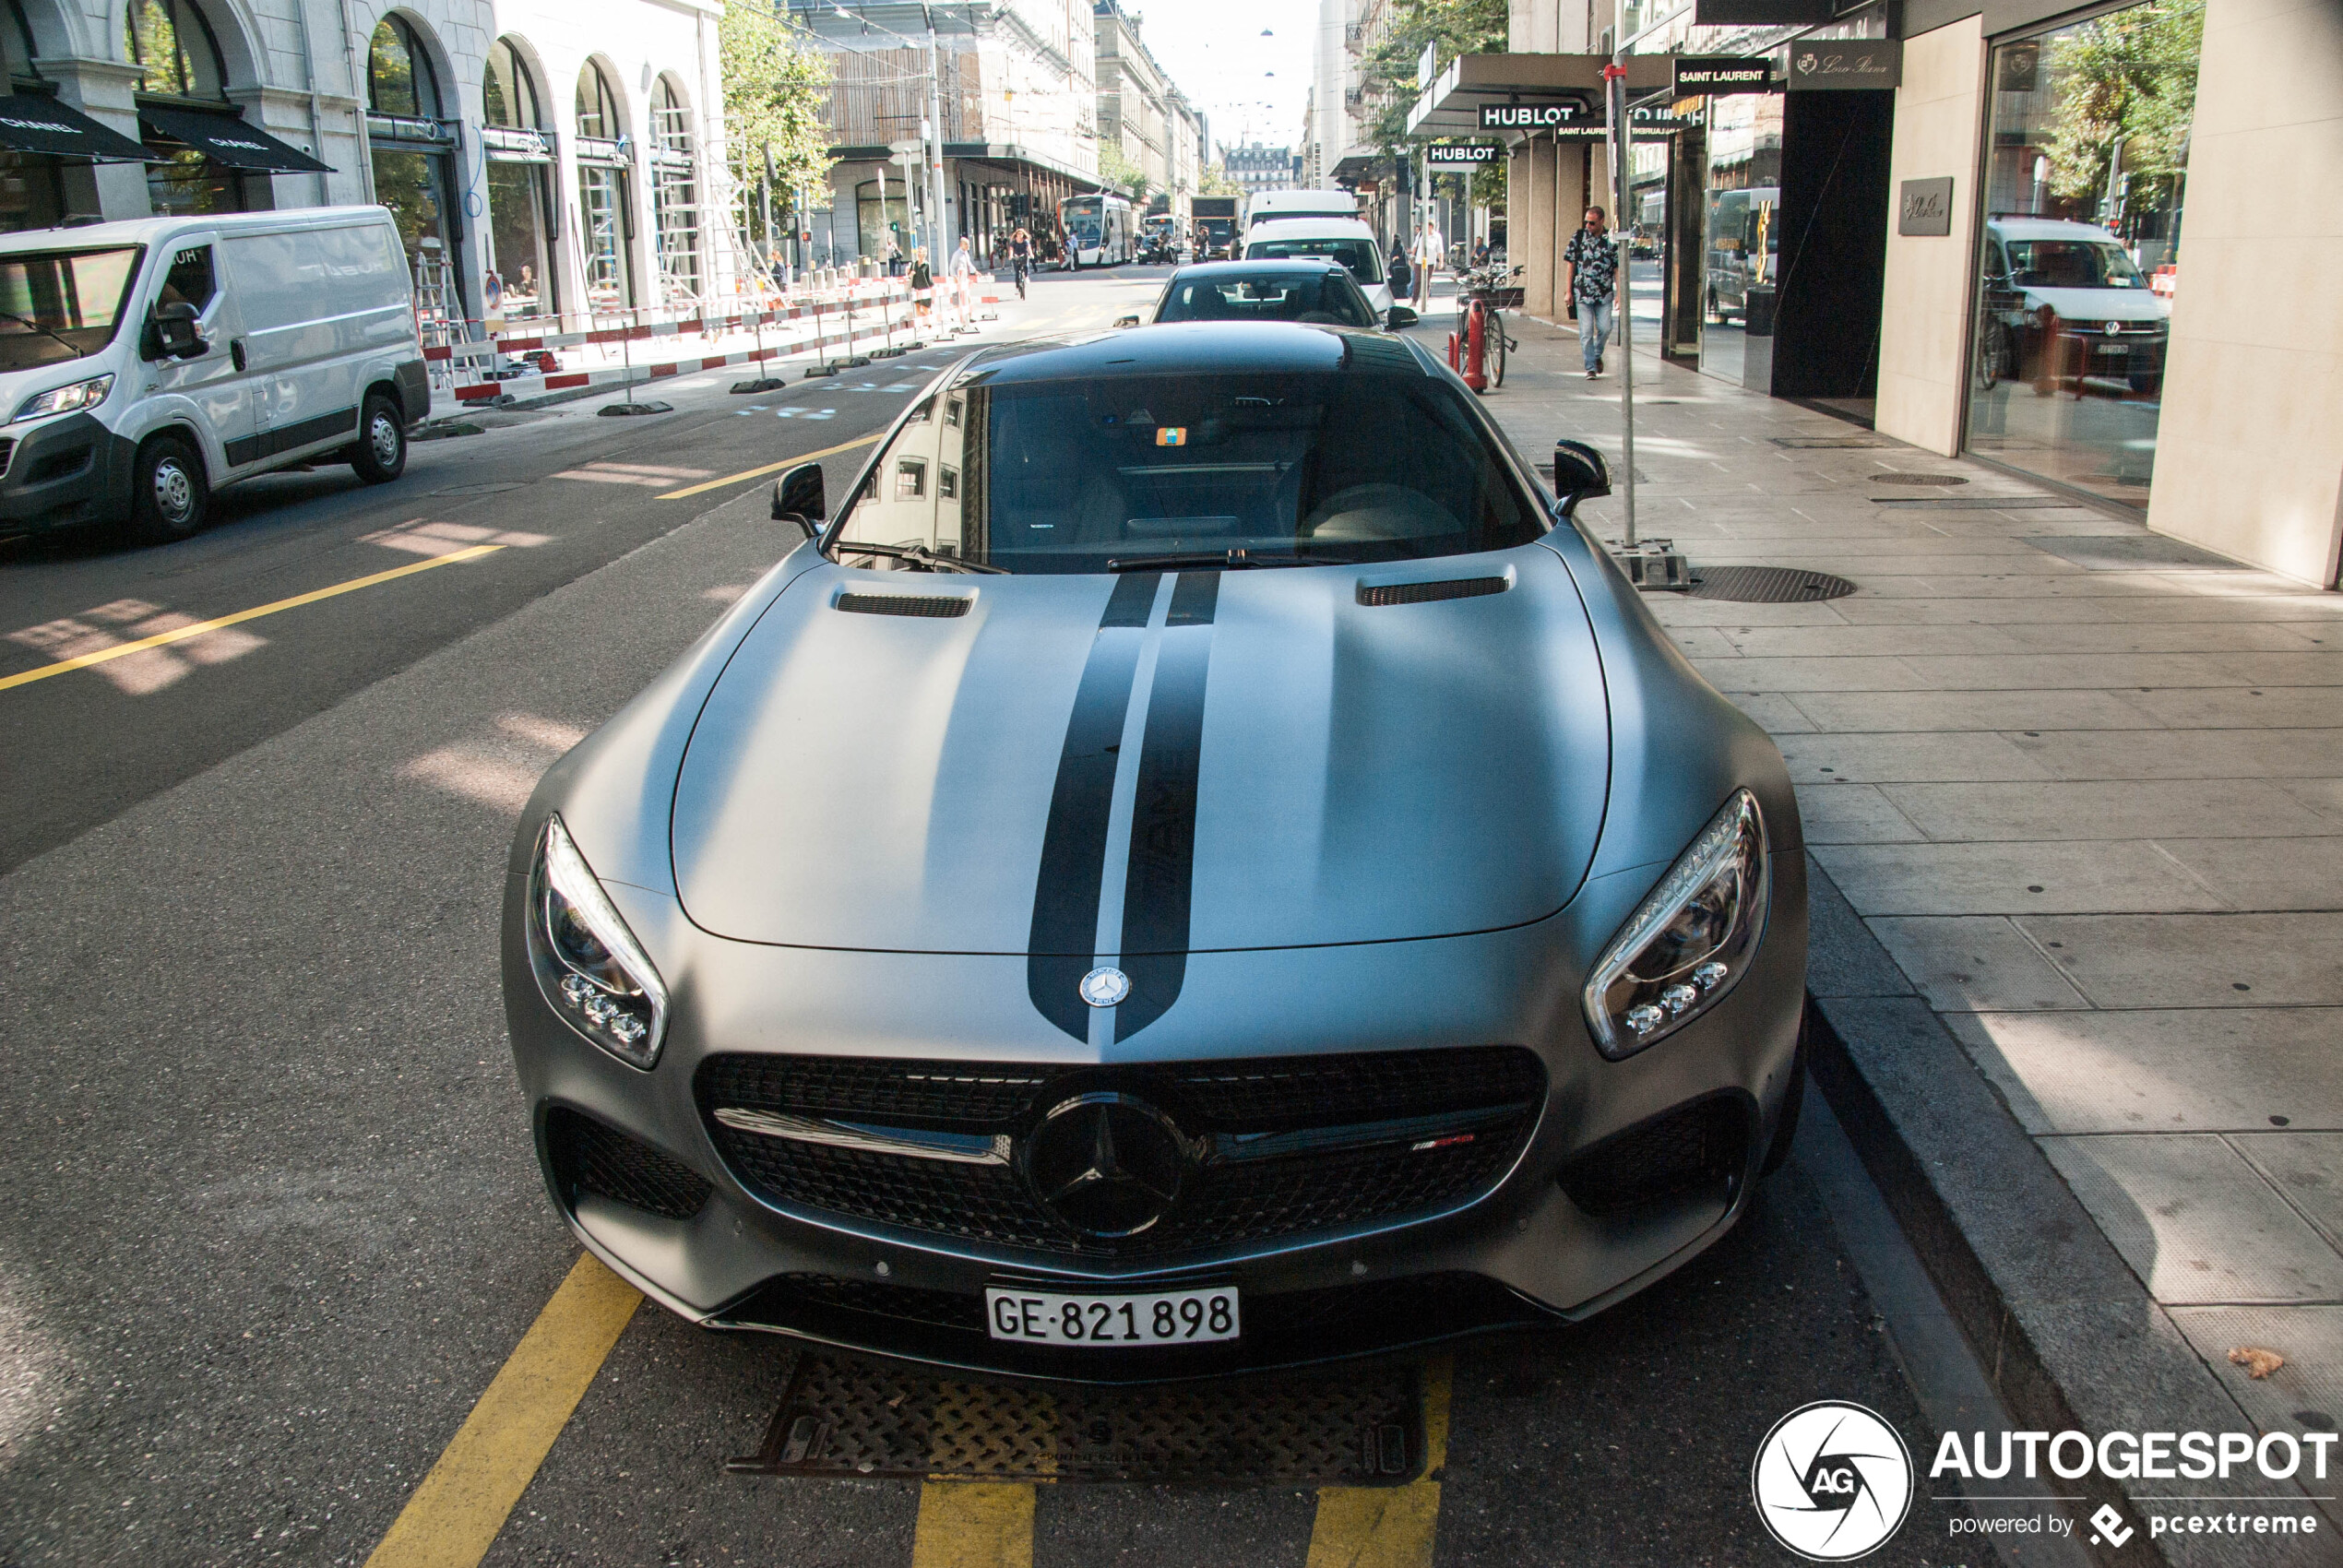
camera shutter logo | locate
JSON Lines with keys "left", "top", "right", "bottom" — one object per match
{"left": 1751, "top": 1402, "right": 1914, "bottom": 1560}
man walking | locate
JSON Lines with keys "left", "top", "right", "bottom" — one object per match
{"left": 949, "top": 234, "right": 980, "bottom": 330}
{"left": 1562, "top": 206, "right": 1618, "bottom": 379}
{"left": 1409, "top": 218, "right": 1445, "bottom": 308}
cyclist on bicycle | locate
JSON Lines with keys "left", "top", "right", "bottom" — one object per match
{"left": 1009, "top": 227, "right": 1032, "bottom": 301}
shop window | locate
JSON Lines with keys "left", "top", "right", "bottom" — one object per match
{"left": 125, "top": 0, "right": 227, "bottom": 101}
{"left": 576, "top": 61, "right": 633, "bottom": 309}
{"left": 649, "top": 76, "right": 699, "bottom": 301}
{"left": 1964, "top": 0, "right": 2201, "bottom": 508}
{"left": 577, "top": 59, "right": 623, "bottom": 141}
{"left": 483, "top": 37, "right": 555, "bottom": 316}
{"left": 367, "top": 16, "right": 441, "bottom": 121}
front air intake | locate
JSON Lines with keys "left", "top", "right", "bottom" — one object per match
{"left": 545, "top": 1107, "right": 712, "bottom": 1220}
{"left": 836, "top": 592, "right": 972, "bottom": 618}
{"left": 1556, "top": 1094, "right": 1748, "bottom": 1216}
{"left": 1356, "top": 576, "right": 1507, "bottom": 608}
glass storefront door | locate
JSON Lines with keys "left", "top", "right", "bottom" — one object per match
{"left": 1696, "top": 91, "right": 1783, "bottom": 390}
{"left": 1964, "top": 0, "right": 2201, "bottom": 507}
{"left": 486, "top": 161, "right": 554, "bottom": 316}
{"left": 578, "top": 161, "right": 634, "bottom": 309}
{"left": 371, "top": 144, "right": 462, "bottom": 317}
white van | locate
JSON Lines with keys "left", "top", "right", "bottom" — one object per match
{"left": 1243, "top": 189, "right": 1362, "bottom": 229}
{"left": 1243, "top": 217, "right": 1392, "bottom": 315}
{"left": 0, "top": 206, "right": 428, "bottom": 544}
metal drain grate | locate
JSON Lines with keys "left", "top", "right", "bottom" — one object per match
{"left": 1770, "top": 434, "right": 1888, "bottom": 449}
{"left": 1687, "top": 566, "right": 1858, "bottom": 603}
{"left": 730, "top": 1352, "right": 1424, "bottom": 1485}
{"left": 1870, "top": 472, "right": 1968, "bottom": 485}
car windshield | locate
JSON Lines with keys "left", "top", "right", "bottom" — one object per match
{"left": 0, "top": 246, "right": 142, "bottom": 370}
{"left": 2004, "top": 239, "right": 2147, "bottom": 289}
{"left": 828, "top": 365, "right": 1546, "bottom": 575}
{"left": 1246, "top": 237, "right": 1380, "bottom": 287}
{"left": 1155, "top": 273, "right": 1377, "bottom": 328}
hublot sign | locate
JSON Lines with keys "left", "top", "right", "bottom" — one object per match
{"left": 1480, "top": 101, "right": 1591, "bottom": 131}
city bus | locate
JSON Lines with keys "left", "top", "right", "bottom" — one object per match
{"left": 1059, "top": 193, "right": 1136, "bottom": 268}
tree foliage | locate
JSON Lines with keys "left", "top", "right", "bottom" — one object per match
{"left": 1359, "top": 0, "right": 1506, "bottom": 155}
{"left": 1198, "top": 162, "right": 1243, "bottom": 196}
{"left": 722, "top": 1, "right": 834, "bottom": 219}
{"left": 1098, "top": 142, "right": 1149, "bottom": 202}
{"left": 2041, "top": 0, "right": 2201, "bottom": 216}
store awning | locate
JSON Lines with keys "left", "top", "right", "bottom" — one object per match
{"left": 138, "top": 104, "right": 332, "bottom": 173}
{"left": 0, "top": 93, "right": 151, "bottom": 162}
{"left": 1405, "top": 53, "right": 1675, "bottom": 139}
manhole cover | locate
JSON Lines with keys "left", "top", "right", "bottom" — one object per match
{"left": 1771, "top": 435, "right": 1887, "bottom": 449}
{"left": 730, "top": 1352, "right": 1422, "bottom": 1486}
{"left": 1871, "top": 495, "right": 2079, "bottom": 510}
{"left": 1871, "top": 472, "right": 1968, "bottom": 485}
{"left": 433, "top": 482, "right": 527, "bottom": 495}
{"left": 1687, "top": 566, "right": 1857, "bottom": 603}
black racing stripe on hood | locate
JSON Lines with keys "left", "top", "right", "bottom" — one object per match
{"left": 1028, "top": 573, "right": 1160, "bottom": 1040}
{"left": 1115, "top": 571, "right": 1219, "bottom": 1040}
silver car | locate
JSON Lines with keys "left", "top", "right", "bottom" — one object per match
{"left": 503, "top": 323, "right": 1807, "bottom": 1379}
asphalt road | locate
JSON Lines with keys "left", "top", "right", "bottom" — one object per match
{"left": 1, "top": 267, "right": 2040, "bottom": 1568}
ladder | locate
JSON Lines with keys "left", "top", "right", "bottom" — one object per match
{"left": 651, "top": 103, "right": 705, "bottom": 305}
{"left": 410, "top": 237, "right": 468, "bottom": 392}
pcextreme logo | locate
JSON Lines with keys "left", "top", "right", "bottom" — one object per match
{"left": 1752, "top": 1401, "right": 1916, "bottom": 1561}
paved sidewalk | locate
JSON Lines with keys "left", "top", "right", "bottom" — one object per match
{"left": 1443, "top": 304, "right": 2343, "bottom": 1540}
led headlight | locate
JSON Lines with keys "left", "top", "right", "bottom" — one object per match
{"left": 1583, "top": 790, "right": 1769, "bottom": 1060}
{"left": 11, "top": 374, "right": 113, "bottom": 424}
{"left": 529, "top": 814, "right": 669, "bottom": 1069}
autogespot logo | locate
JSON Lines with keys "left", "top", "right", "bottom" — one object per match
{"left": 1753, "top": 1402, "right": 1915, "bottom": 1561}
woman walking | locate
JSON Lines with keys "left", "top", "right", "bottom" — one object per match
{"left": 909, "top": 247, "right": 934, "bottom": 328}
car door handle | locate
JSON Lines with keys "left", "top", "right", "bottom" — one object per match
{"left": 230, "top": 339, "right": 246, "bottom": 372}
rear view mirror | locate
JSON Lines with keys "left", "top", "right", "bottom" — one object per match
{"left": 1551, "top": 439, "right": 1612, "bottom": 510}
{"left": 149, "top": 300, "right": 205, "bottom": 361}
{"left": 1385, "top": 305, "right": 1418, "bottom": 330}
{"left": 771, "top": 460, "right": 826, "bottom": 540}
{"left": 1115, "top": 315, "right": 1140, "bottom": 328}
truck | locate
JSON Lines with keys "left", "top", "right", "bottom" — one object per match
{"left": 1191, "top": 196, "right": 1241, "bottom": 261}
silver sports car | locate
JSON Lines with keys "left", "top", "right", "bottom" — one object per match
{"left": 504, "top": 324, "right": 1807, "bottom": 1379}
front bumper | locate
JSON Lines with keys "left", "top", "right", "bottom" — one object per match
{"left": 504, "top": 856, "right": 1807, "bottom": 1381}
{"left": 0, "top": 412, "right": 132, "bottom": 531}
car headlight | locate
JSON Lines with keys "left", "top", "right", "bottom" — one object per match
{"left": 1583, "top": 790, "right": 1769, "bottom": 1060}
{"left": 12, "top": 374, "right": 113, "bottom": 423}
{"left": 528, "top": 814, "right": 669, "bottom": 1069}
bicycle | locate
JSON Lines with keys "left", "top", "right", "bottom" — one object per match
{"left": 1012, "top": 254, "right": 1030, "bottom": 301}
{"left": 1448, "top": 263, "right": 1520, "bottom": 391}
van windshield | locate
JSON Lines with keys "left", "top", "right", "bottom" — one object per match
{"left": 1246, "top": 237, "right": 1380, "bottom": 287}
{"left": 0, "top": 247, "right": 142, "bottom": 370}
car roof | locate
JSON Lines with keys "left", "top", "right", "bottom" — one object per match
{"left": 0, "top": 204, "right": 393, "bottom": 252}
{"left": 956, "top": 323, "right": 1430, "bottom": 386}
{"left": 1170, "top": 258, "right": 1353, "bottom": 278}
{"left": 1987, "top": 218, "right": 2121, "bottom": 241}
{"left": 1244, "top": 218, "right": 1377, "bottom": 241}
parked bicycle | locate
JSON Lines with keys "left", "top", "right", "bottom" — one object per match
{"left": 1447, "top": 262, "right": 1521, "bottom": 391}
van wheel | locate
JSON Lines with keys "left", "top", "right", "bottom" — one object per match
{"left": 351, "top": 393, "right": 407, "bottom": 483}
{"left": 126, "top": 433, "right": 208, "bottom": 545}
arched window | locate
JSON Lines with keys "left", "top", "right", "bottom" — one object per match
{"left": 483, "top": 37, "right": 541, "bottom": 128}
{"left": 652, "top": 76, "right": 689, "bottom": 152}
{"left": 648, "top": 75, "right": 698, "bottom": 300}
{"left": 576, "top": 60, "right": 621, "bottom": 141}
{"left": 3, "top": 0, "right": 40, "bottom": 84}
{"left": 367, "top": 15, "right": 440, "bottom": 120}
{"left": 125, "top": 0, "right": 227, "bottom": 100}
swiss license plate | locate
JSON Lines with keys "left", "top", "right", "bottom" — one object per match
{"left": 985, "top": 1286, "right": 1240, "bottom": 1347}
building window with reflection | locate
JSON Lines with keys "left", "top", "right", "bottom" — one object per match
{"left": 367, "top": 15, "right": 464, "bottom": 319}
{"left": 128, "top": 0, "right": 250, "bottom": 215}
{"left": 483, "top": 37, "right": 558, "bottom": 317}
{"left": 575, "top": 60, "right": 635, "bottom": 310}
{"left": 649, "top": 76, "right": 699, "bottom": 302}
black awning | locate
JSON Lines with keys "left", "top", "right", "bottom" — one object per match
{"left": 0, "top": 93, "right": 153, "bottom": 161}
{"left": 137, "top": 103, "right": 332, "bottom": 173}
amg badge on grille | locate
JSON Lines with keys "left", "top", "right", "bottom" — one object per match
{"left": 1078, "top": 967, "right": 1131, "bottom": 1007}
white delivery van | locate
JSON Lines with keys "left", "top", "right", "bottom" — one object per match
{"left": 1243, "top": 217, "right": 1392, "bottom": 315}
{"left": 1243, "top": 189, "right": 1362, "bottom": 229}
{"left": 0, "top": 206, "right": 429, "bottom": 544}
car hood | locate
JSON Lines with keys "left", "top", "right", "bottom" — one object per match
{"left": 2016, "top": 285, "right": 2168, "bottom": 322}
{"left": 670, "top": 544, "right": 1611, "bottom": 957}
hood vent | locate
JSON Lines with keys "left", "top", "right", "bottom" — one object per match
{"left": 1356, "top": 576, "right": 1507, "bottom": 608}
{"left": 836, "top": 591, "right": 972, "bottom": 619}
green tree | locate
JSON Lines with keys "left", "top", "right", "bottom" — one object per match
{"left": 1198, "top": 162, "right": 1243, "bottom": 196}
{"left": 723, "top": 1, "right": 834, "bottom": 239}
{"left": 2041, "top": 0, "right": 2202, "bottom": 218}
{"left": 1359, "top": 0, "right": 1507, "bottom": 155}
{"left": 1098, "top": 142, "right": 1150, "bottom": 202}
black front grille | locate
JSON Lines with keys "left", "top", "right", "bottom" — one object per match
{"left": 1356, "top": 576, "right": 1507, "bottom": 608}
{"left": 546, "top": 1107, "right": 713, "bottom": 1221}
{"left": 699, "top": 1048, "right": 1545, "bottom": 1259}
{"left": 836, "top": 592, "right": 972, "bottom": 618}
{"left": 0, "top": 435, "right": 16, "bottom": 477}
{"left": 1556, "top": 1095, "right": 1748, "bottom": 1216}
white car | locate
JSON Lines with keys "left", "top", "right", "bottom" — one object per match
{"left": 1243, "top": 217, "right": 1393, "bottom": 315}
{"left": 1978, "top": 217, "right": 2169, "bottom": 395}
{"left": 0, "top": 206, "right": 426, "bottom": 544}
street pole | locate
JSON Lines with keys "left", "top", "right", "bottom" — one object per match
{"left": 923, "top": 30, "right": 948, "bottom": 264}
{"left": 1603, "top": 13, "right": 1638, "bottom": 550}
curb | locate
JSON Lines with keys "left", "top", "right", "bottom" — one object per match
{"left": 1800, "top": 853, "right": 2329, "bottom": 1567}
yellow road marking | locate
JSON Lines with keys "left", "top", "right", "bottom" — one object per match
{"left": 363, "top": 1253, "right": 642, "bottom": 1568}
{"left": 1304, "top": 1355, "right": 1452, "bottom": 1568}
{"left": 910, "top": 1481, "right": 1036, "bottom": 1568}
{"left": 655, "top": 432, "right": 883, "bottom": 500}
{"left": 0, "top": 543, "right": 504, "bottom": 695}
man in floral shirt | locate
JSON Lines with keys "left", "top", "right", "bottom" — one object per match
{"left": 1562, "top": 206, "right": 1618, "bottom": 379}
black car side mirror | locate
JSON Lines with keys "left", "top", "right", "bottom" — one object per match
{"left": 1551, "top": 439, "right": 1612, "bottom": 510}
{"left": 1385, "top": 305, "right": 1418, "bottom": 330}
{"left": 148, "top": 300, "right": 205, "bottom": 361}
{"left": 771, "top": 460, "right": 826, "bottom": 540}
{"left": 1115, "top": 315, "right": 1140, "bottom": 328}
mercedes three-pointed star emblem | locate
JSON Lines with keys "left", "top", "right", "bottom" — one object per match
{"left": 1022, "top": 1092, "right": 1189, "bottom": 1239}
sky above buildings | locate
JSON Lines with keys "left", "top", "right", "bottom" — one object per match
{"left": 1134, "top": 0, "right": 1315, "bottom": 154}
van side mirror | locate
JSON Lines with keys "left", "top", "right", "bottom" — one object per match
{"left": 1551, "top": 439, "right": 1612, "bottom": 509}
{"left": 771, "top": 460, "right": 826, "bottom": 539}
{"left": 1385, "top": 305, "right": 1418, "bottom": 330}
{"left": 149, "top": 300, "right": 205, "bottom": 361}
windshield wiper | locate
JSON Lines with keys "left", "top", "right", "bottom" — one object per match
{"left": 1106, "top": 548, "right": 1326, "bottom": 573}
{"left": 0, "top": 308, "right": 89, "bottom": 358}
{"left": 828, "top": 540, "right": 1008, "bottom": 575}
